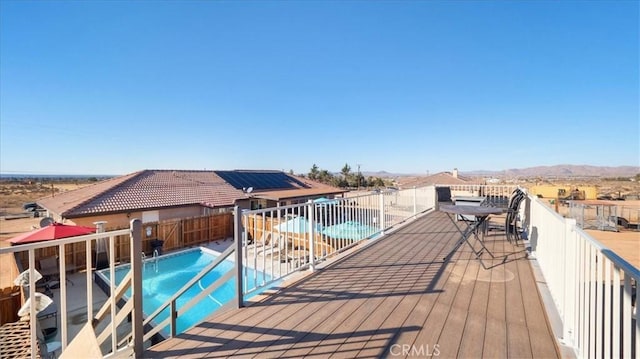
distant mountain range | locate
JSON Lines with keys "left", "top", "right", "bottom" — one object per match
{"left": 363, "top": 165, "right": 640, "bottom": 178}
{"left": 467, "top": 165, "right": 639, "bottom": 178}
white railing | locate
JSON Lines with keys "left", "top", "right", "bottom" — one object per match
{"left": 443, "top": 184, "right": 519, "bottom": 207}
{"left": 0, "top": 220, "right": 143, "bottom": 358}
{"left": 237, "top": 187, "right": 437, "bottom": 298}
{"left": 528, "top": 195, "right": 639, "bottom": 358}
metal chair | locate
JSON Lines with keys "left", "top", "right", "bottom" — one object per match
{"left": 481, "top": 188, "right": 527, "bottom": 244}
{"left": 39, "top": 257, "right": 74, "bottom": 286}
{"left": 505, "top": 189, "right": 527, "bottom": 244}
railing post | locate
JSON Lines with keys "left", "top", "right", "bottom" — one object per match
{"left": 28, "top": 249, "right": 37, "bottom": 358}
{"left": 308, "top": 200, "right": 316, "bottom": 272}
{"left": 170, "top": 300, "right": 177, "bottom": 337}
{"left": 379, "top": 192, "right": 385, "bottom": 234}
{"left": 562, "top": 218, "right": 577, "bottom": 347}
{"left": 234, "top": 205, "right": 244, "bottom": 308}
{"left": 130, "top": 219, "right": 143, "bottom": 357}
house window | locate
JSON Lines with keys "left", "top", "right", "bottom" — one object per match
{"left": 250, "top": 199, "right": 267, "bottom": 210}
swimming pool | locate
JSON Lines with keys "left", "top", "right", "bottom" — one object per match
{"left": 96, "top": 247, "right": 268, "bottom": 336}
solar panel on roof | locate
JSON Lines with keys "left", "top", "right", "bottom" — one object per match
{"left": 215, "top": 171, "right": 309, "bottom": 190}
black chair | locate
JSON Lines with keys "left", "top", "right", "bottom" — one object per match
{"left": 436, "top": 186, "right": 452, "bottom": 204}
{"left": 505, "top": 189, "right": 527, "bottom": 244}
{"left": 483, "top": 188, "right": 527, "bottom": 242}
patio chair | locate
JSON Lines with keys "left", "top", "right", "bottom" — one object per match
{"left": 504, "top": 189, "right": 527, "bottom": 244}
{"left": 35, "top": 317, "right": 61, "bottom": 359}
{"left": 38, "top": 328, "right": 61, "bottom": 359}
{"left": 436, "top": 186, "right": 452, "bottom": 204}
{"left": 39, "top": 257, "right": 74, "bottom": 286}
{"left": 481, "top": 188, "right": 526, "bottom": 243}
{"left": 39, "top": 257, "right": 59, "bottom": 281}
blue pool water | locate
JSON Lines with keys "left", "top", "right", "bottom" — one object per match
{"left": 96, "top": 247, "right": 267, "bottom": 336}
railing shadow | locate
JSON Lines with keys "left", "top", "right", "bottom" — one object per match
{"left": 244, "top": 218, "right": 457, "bottom": 307}
{"left": 148, "top": 321, "right": 422, "bottom": 358}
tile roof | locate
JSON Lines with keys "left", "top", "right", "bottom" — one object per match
{"left": 38, "top": 170, "right": 243, "bottom": 218}
{"left": 37, "top": 170, "right": 345, "bottom": 218}
{"left": 397, "top": 171, "right": 480, "bottom": 188}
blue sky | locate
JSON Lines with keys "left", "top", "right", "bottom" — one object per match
{"left": 1, "top": 1, "right": 638, "bottom": 176}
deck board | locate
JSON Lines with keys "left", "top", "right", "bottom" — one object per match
{"left": 145, "top": 211, "right": 560, "bottom": 359}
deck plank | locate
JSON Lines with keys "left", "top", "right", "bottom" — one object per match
{"left": 328, "top": 244, "right": 436, "bottom": 358}
{"left": 482, "top": 232, "right": 508, "bottom": 359}
{"left": 516, "top": 253, "right": 562, "bottom": 358}
{"left": 504, "top": 238, "right": 534, "bottom": 359}
{"left": 283, "top": 222, "right": 439, "bottom": 358}
{"left": 145, "top": 211, "right": 560, "bottom": 359}
{"left": 456, "top": 238, "right": 491, "bottom": 357}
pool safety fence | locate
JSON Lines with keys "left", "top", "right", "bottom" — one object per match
{"left": 237, "top": 187, "right": 437, "bottom": 297}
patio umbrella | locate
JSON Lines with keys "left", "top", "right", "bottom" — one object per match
{"left": 17, "top": 292, "right": 53, "bottom": 317}
{"left": 13, "top": 269, "right": 43, "bottom": 287}
{"left": 274, "top": 216, "right": 321, "bottom": 234}
{"left": 321, "top": 221, "right": 379, "bottom": 241}
{"left": 8, "top": 222, "right": 96, "bottom": 245}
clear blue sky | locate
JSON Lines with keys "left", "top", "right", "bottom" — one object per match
{"left": 1, "top": 1, "right": 638, "bottom": 176}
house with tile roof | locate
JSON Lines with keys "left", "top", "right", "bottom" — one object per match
{"left": 37, "top": 170, "right": 346, "bottom": 228}
{"left": 397, "top": 168, "right": 482, "bottom": 189}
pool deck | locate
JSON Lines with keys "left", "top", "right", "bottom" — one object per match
{"left": 146, "top": 211, "right": 561, "bottom": 358}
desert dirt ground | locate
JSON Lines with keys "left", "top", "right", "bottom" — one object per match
{"left": 0, "top": 180, "right": 94, "bottom": 289}
{"left": 0, "top": 217, "right": 42, "bottom": 290}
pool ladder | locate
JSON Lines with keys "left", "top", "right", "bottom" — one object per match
{"left": 152, "top": 249, "right": 159, "bottom": 272}
{"left": 141, "top": 251, "right": 159, "bottom": 271}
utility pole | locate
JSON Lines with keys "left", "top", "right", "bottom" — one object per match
{"left": 357, "top": 164, "right": 361, "bottom": 190}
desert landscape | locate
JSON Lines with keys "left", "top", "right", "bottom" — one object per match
{"left": 0, "top": 178, "right": 97, "bottom": 289}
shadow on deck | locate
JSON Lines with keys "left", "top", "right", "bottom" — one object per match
{"left": 146, "top": 211, "right": 560, "bottom": 358}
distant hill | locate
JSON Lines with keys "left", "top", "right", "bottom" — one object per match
{"left": 360, "top": 165, "right": 639, "bottom": 179}
{"left": 464, "top": 165, "right": 639, "bottom": 178}
{"left": 361, "top": 171, "right": 407, "bottom": 178}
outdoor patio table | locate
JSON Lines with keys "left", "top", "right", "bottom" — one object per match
{"left": 439, "top": 204, "right": 505, "bottom": 269}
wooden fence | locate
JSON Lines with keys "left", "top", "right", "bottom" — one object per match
{"left": 0, "top": 286, "right": 21, "bottom": 325}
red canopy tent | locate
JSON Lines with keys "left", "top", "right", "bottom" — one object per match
{"left": 8, "top": 223, "right": 96, "bottom": 245}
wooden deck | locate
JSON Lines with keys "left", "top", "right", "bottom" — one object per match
{"left": 146, "top": 211, "right": 560, "bottom": 358}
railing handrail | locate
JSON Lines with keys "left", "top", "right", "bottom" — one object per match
{"left": 574, "top": 223, "right": 640, "bottom": 277}
{"left": 0, "top": 228, "right": 131, "bottom": 255}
